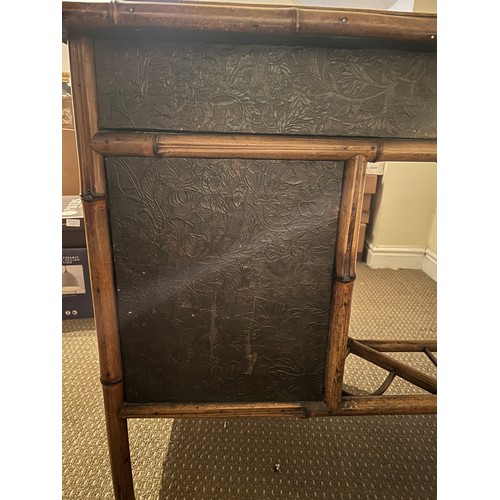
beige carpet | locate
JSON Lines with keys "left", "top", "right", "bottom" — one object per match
{"left": 62, "top": 263, "right": 437, "bottom": 499}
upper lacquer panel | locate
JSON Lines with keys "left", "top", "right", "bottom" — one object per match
{"left": 94, "top": 40, "right": 436, "bottom": 138}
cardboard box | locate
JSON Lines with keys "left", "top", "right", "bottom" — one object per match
{"left": 62, "top": 196, "right": 86, "bottom": 248}
{"left": 62, "top": 129, "right": 80, "bottom": 196}
{"left": 62, "top": 92, "right": 80, "bottom": 196}
{"left": 364, "top": 174, "right": 378, "bottom": 194}
{"left": 62, "top": 248, "right": 94, "bottom": 319}
{"left": 362, "top": 194, "right": 372, "bottom": 212}
{"left": 357, "top": 223, "right": 367, "bottom": 253}
{"left": 366, "top": 162, "right": 385, "bottom": 175}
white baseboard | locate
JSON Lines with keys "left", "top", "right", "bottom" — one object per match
{"left": 365, "top": 243, "right": 426, "bottom": 269}
{"left": 365, "top": 243, "right": 437, "bottom": 281}
{"left": 422, "top": 247, "right": 437, "bottom": 281}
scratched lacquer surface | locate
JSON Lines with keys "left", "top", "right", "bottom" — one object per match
{"left": 106, "top": 158, "right": 344, "bottom": 403}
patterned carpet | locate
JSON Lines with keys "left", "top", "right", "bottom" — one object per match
{"left": 62, "top": 263, "right": 437, "bottom": 499}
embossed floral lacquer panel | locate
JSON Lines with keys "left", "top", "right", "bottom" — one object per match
{"left": 95, "top": 40, "right": 436, "bottom": 138}
{"left": 106, "top": 157, "right": 344, "bottom": 403}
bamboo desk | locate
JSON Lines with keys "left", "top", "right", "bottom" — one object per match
{"left": 63, "top": 2, "right": 437, "bottom": 498}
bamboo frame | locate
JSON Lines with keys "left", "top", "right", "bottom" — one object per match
{"left": 62, "top": 1, "right": 436, "bottom": 43}
{"left": 91, "top": 132, "right": 437, "bottom": 163}
{"left": 64, "top": 3, "right": 437, "bottom": 499}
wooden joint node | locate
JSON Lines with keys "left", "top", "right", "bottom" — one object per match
{"left": 152, "top": 133, "right": 160, "bottom": 157}
{"left": 336, "top": 275, "right": 356, "bottom": 283}
{"left": 82, "top": 192, "right": 106, "bottom": 202}
{"left": 373, "top": 139, "right": 383, "bottom": 163}
{"left": 100, "top": 378, "right": 123, "bottom": 387}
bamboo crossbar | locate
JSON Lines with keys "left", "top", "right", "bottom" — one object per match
{"left": 348, "top": 339, "right": 437, "bottom": 394}
{"left": 424, "top": 347, "right": 438, "bottom": 366}
{"left": 342, "top": 370, "right": 397, "bottom": 397}
{"left": 371, "top": 371, "right": 397, "bottom": 396}
{"left": 91, "top": 132, "right": 437, "bottom": 162}
{"left": 120, "top": 401, "right": 320, "bottom": 419}
{"left": 338, "top": 394, "right": 436, "bottom": 415}
{"left": 356, "top": 339, "right": 437, "bottom": 352}
{"left": 63, "top": 1, "right": 436, "bottom": 43}
{"left": 119, "top": 394, "right": 436, "bottom": 419}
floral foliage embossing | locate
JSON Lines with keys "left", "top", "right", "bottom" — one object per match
{"left": 106, "top": 157, "right": 344, "bottom": 403}
{"left": 95, "top": 40, "right": 436, "bottom": 138}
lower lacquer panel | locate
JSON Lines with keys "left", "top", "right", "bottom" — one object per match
{"left": 105, "top": 157, "right": 344, "bottom": 403}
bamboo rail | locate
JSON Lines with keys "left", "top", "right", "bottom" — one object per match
{"left": 119, "top": 394, "right": 436, "bottom": 419}
{"left": 120, "top": 401, "right": 316, "bottom": 419}
{"left": 338, "top": 394, "right": 436, "bottom": 415}
{"left": 63, "top": 1, "right": 436, "bottom": 43}
{"left": 91, "top": 132, "right": 437, "bottom": 162}
{"left": 356, "top": 339, "right": 437, "bottom": 352}
{"left": 348, "top": 339, "right": 437, "bottom": 394}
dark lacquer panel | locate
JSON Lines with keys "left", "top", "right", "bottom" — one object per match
{"left": 106, "top": 157, "right": 344, "bottom": 403}
{"left": 95, "top": 40, "right": 436, "bottom": 139}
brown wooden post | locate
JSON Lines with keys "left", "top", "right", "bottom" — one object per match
{"left": 324, "top": 154, "right": 367, "bottom": 411}
{"left": 68, "top": 35, "right": 135, "bottom": 500}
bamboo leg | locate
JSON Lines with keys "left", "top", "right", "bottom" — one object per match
{"left": 324, "top": 154, "right": 367, "bottom": 410}
{"left": 324, "top": 280, "right": 355, "bottom": 409}
{"left": 103, "top": 384, "right": 135, "bottom": 500}
{"left": 69, "top": 34, "right": 135, "bottom": 499}
{"left": 82, "top": 200, "right": 136, "bottom": 500}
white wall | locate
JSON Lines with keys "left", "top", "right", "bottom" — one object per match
{"left": 365, "top": 162, "right": 437, "bottom": 278}
{"left": 62, "top": 43, "right": 70, "bottom": 73}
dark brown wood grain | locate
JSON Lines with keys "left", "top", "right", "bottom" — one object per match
{"left": 91, "top": 132, "right": 437, "bottom": 162}
{"left": 62, "top": 1, "right": 436, "bottom": 44}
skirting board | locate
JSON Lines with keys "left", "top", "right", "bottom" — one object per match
{"left": 421, "top": 247, "right": 437, "bottom": 281}
{"left": 365, "top": 243, "right": 437, "bottom": 281}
